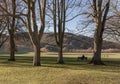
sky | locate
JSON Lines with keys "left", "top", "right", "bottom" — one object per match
{"left": 45, "top": 0, "right": 95, "bottom": 37}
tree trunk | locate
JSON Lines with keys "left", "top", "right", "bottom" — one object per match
{"left": 90, "top": 33, "right": 104, "bottom": 65}
{"left": 57, "top": 46, "right": 64, "bottom": 64}
{"left": 8, "top": 33, "right": 15, "bottom": 61}
{"left": 33, "top": 45, "right": 41, "bottom": 66}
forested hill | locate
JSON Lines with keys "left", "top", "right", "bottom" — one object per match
{"left": 1, "top": 32, "right": 120, "bottom": 52}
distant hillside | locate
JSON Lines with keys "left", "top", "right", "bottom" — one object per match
{"left": 1, "top": 32, "right": 120, "bottom": 52}
{"left": 41, "top": 33, "right": 120, "bottom": 52}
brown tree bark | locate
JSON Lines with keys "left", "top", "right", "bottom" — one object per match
{"left": 25, "top": 0, "right": 46, "bottom": 66}
{"left": 33, "top": 44, "right": 41, "bottom": 66}
{"left": 57, "top": 46, "right": 64, "bottom": 64}
{"left": 7, "top": 0, "right": 16, "bottom": 61}
{"left": 90, "top": 26, "right": 104, "bottom": 65}
{"left": 8, "top": 31, "right": 15, "bottom": 61}
{"left": 52, "top": 0, "right": 66, "bottom": 64}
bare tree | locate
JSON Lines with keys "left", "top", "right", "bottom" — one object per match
{"left": 18, "top": 0, "right": 47, "bottom": 66}
{"left": 52, "top": 0, "right": 66, "bottom": 63}
{"left": 89, "top": 0, "right": 110, "bottom": 65}
{"left": 47, "top": 0, "right": 82, "bottom": 64}
{"left": 104, "top": 0, "right": 120, "bottom": 41}
{"left": 0, "top": 0, "right": 48, "bottom": 66}
{"left": 8, "top": 0, "right": 16, "bottom": 61}
{"left": 0, "top": 0, "right": 17, "bottom": 61}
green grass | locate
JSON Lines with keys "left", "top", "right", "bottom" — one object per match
{"left": 0, "top": 52, "right": 120, "bottom": 84}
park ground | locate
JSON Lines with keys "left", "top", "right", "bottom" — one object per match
{"left": 0, "top": 52, "right": 120, "bottom": 84}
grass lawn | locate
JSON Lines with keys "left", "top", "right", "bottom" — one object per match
{"left": 0, "top": 52, "right": 120, "bottom": 84}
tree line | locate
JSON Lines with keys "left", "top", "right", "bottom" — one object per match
{"left": 0, "top": 0, "right": 120, "bottom": 66}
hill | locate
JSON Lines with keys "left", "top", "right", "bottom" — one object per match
{"left": 1, "top": 32, "right": 120, "bottom": 52}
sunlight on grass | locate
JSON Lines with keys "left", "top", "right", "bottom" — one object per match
{"left": 0, "top": 52, "right": 120, "bottom": 84}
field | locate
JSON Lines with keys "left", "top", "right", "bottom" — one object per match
{"left": 0, "top": 52, "right": 120, "bottom": 84}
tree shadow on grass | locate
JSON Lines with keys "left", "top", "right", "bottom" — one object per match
{"left": 104, "top": 60, "right": 120, "bottom": 67}
{"left": 0, "top": 55, "right": 120, "bottom": 72}
{"left": 0, "top": 55, "right": 88, "bottom": 67}
{"left": 0, "top": 55, "right": 33, "bottom": 67}
{"left": 41, "top": 57, "right": 120, "bottom": 72}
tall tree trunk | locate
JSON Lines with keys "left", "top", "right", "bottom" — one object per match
{"left": 90, "top": 28, "right": 104, "bottom": 65}
{"left": 57, "top": 46, "right": 64, "bottom": 64}
{"left": 89, "top": 0, "right": 110, "bottom": 65}
{"left": 8, "top": 32, "right": 15, "bottom": 61}
{"left": 33, "top": 44, "right": 41, "bottom": 66}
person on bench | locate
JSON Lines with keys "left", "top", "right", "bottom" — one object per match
{"left": 77, "top": 54, "right": 87, "bottom": 61}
